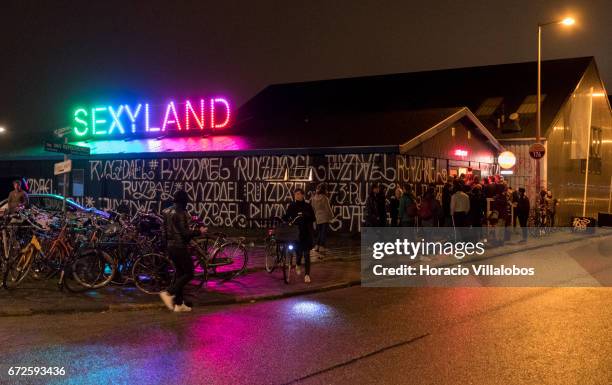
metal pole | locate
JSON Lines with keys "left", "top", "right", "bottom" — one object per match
{"left": 63, "top": 137, "right": 68, "bottom": 217}
{"left": 535, "top": 25, "right": 542, "bottom": 195}
{"left": 582, "top": 87, "right": 594, "bottom": 217}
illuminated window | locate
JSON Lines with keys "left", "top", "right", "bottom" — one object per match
{"left": 517, "top": 95, "right": 546, "bottom": 114}
{"left": 475, "top": 97, "right": 503, "bottom": 117}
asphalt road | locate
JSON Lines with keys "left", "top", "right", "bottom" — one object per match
{"left": 1, "top": 283, "right": 611, "bottom": 385}
{"left": 1, "top": 232, "right": 610, "bottom": 385}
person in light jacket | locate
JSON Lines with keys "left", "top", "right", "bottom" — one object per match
{"left": 311, "top": 183, "right": 334, "bottom": 255}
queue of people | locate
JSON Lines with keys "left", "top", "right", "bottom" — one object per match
{"left": 364, "top": 175, "right": 559, "bottom": 245}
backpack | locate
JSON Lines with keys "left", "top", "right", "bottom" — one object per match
{"left": 404, "top": 196, "right": 417, "bottom": 217}
{"left": 418, "top": 199, "right": 433, "bottom": 220}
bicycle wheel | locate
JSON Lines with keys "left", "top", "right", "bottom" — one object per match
{"left": 264, "top": 238, "right": 277, "bottom": 273}
{"left": 132, "top": 253, "right": 175, "bottom": 294}
{"left": 4, "top": 248, "right": 34, "bottom": 289}
{"left": 211, "top": 241, "right": 248, "bottom": 278}
{"left": 282, "top": 246, "right": 295, "bottom": 284}
{"left": 72, "top": 249, "right": 115, "bottom": 289}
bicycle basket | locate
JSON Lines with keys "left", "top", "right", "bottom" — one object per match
{"left": 274, "top": 223, "right": 300, "bottom": 243}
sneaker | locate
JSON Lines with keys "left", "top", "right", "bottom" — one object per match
{"left": 304, "top": 275, "right": 311, "bottom": 283}
{"left": 295, "top": 266, "right": 301, "bottom": 275}
{"left": 159, "top": 291, "right": 175, "bottom": 311}
{"left": 174, "top": 304, "right": 192, "bottom": 312}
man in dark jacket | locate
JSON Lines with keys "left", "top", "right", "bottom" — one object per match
{"left": 364, "top": 184, "right": 381, "bottom": 227}
{"left": 284, "top": 188, "right": 315, "bottom": 283}
{"left": 516, "top": 188, "right": 530, "bottom": 242}
{"left": 159, "top": 190, "right": 205, "bottom": 312}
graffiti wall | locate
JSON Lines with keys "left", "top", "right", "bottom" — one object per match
{"left": 0, "top": 153, "right": 496, "bottom": 232}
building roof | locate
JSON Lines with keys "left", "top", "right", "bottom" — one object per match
{"left": 236, "top": 57, "right": 594, "bottom": 140}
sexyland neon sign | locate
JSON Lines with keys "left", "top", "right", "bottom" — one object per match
{"left": 72, "top": 98, "right": 231, "bottom": 138}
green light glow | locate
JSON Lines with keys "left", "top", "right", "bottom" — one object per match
{"left": 73, "top": 108, "right": 89, "bottom": 136}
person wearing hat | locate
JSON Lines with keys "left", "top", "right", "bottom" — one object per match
{"left": 7, "top": 179, "right": 28, "bottom": 214}
{"left": 516, "top": 187, "right": 530, "bottom": 242}
{"left": 159, "top": 190, "right": 206, "bottom": 312}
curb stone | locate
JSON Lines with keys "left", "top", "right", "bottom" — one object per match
{"left": 0, "top": 279, "right": 362, "bottom": 317}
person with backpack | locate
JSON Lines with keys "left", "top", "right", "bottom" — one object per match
{"left": 418, "top": 189, "right": 439, "bottom": 227}
{"left": 159, "top": 190, "right": 206, "bottom": 313}
{"left": 284, "top": 188, "right": 315, "bottom": 283}
{"left": 311, "top": 183, "right": 334, "bottom": 255}
{"left": 398, "top": 184, "right": 417, "bottom": 227}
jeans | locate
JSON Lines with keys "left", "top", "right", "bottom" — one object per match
{"left": 316, "top": 223, "right": 329, "bottom": 247}
{"left": 167, "top": 246, "right": 194, "bottom": 306}
{"left": 296, "top": 247, "right": 311, "bottom": 275}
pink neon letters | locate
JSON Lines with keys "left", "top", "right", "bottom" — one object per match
{"left": 73, "top": 98, "right": 231, "bottom": 137}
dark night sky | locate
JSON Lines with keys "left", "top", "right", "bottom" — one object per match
{"left": 0, "top": 0, "right": 610, "bottom": 139}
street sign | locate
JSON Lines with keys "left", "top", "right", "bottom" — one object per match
{"left": 529, "top": 143, "right": 546, "bottom": 160}
{"left": 54, "top": 159, "right": 72, "bottom": 175}
{"left": 54, "top": 126, "right": 72, "bottom": 138}
{"left": 44, "top": 141, "right": 90, "bottom": 156}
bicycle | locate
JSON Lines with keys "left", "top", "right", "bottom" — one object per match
{"left": 264, "top": 216, "right": 300, "bottom": 284}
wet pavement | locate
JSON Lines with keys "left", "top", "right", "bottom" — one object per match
{"left": 1, "top": 284, "right": 611, "bottom": 384}
{"left": 0, "top": 239, "right": 360, "bottom": 316}
{"left": 0, "top": 235, "right": 610, "bottom": 384}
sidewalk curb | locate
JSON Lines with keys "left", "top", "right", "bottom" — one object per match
{"left": 0, "top": 279, "right": 362, "bottom": 317}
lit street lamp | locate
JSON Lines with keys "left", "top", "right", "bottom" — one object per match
{"left": 0, "top": 126, "right": 6, "bottom": 134}
{"left": 535, "top": 16, "right": 575, "bottom": 193}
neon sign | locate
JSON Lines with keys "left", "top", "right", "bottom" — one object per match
{"left": 73, "top": 98, "right": 231, "bottom": 138}
{"left": 454, "top": 149, "right": 468, "bottom": 157}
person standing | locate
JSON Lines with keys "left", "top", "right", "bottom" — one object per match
{"left": 398, "top": 184, "right": 417, "bottom": 227}
{"left": 441, "top": 183, "right": 454, "bottom": 226}
{"left": 364, "top": 184, "right": 381, "bottom": 227}
{"left": 450, "top": 183, "right": 470, "bottom": 227}
{"left": 547, "top": 191, "right": 559, "bottom": 226}
{"left": 516, "top": 188, "right": 530, "bottom": 242}
{"left": 389, "top": 186, "right": 402, "bottom": 227}
{"left": 376, "top": 185, "right": 388, "bottom": 227}
{"left": 469, "top": 184, "right": 486, "bottom": 240}
{"left": 418, "top": 189, "right": 439, "bottom": 228}
{"left": 311, "top": 183, "right": 334, "bottom": 255}
{"left": 7, "top": 179, "right": 28, "bottom": 214}
{"left": 159, "top": 190, "right": 205, "bottom": 313}
{"left": 284, "top": 188, "right": 315, "bottom": 283}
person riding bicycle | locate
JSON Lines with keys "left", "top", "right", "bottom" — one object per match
{"left": 283, "top": 188, "right": 315, "bottom": 283}
{"left": 159, "top": 190, "right": 206, "bottom": 313}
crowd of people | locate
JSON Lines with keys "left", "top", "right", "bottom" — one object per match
{"left": 365, "top": 174, "right": 560, "bottom": 244}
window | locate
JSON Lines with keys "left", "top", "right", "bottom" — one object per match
{"left": 72, "top": 169, "right": 84, "bottom": 197}
{"left": 590, "top": 127, "right": 603, "bottom": 159}
{"left": 475, "top": 97, "right": 503, "bottom": 117}
{"left": 516, "top": 94, "right": 546, "bottom": 114}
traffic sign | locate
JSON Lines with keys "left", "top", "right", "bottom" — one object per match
{"left": 44, "top": 141, "right": 90, "bottom": 156}
{"left": 529, "top": 143, "right": 546, "bottom": 160}
{"left": 54, "top": 160, "right": 72, "bottom": 175}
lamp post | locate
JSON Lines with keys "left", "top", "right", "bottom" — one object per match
{"left": 535, "top": 17, "right": 575, "bottom": 194}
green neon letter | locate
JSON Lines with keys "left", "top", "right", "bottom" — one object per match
{"left": 74, "top": 108, "right": 89, "bottom": 136}
{"left": 92, "top": 107, "right": 108, "bottom": 135}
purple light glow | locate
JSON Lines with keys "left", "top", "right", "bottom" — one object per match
{"left": 74, "top": 135, "right": 251, "bottom": 155}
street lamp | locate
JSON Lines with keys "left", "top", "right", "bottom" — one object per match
{"left": 0, "top": 127, "right": 6, "bottom": 134}
{"left": 535, "top": 16, "right": 575, "bottom": 193}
